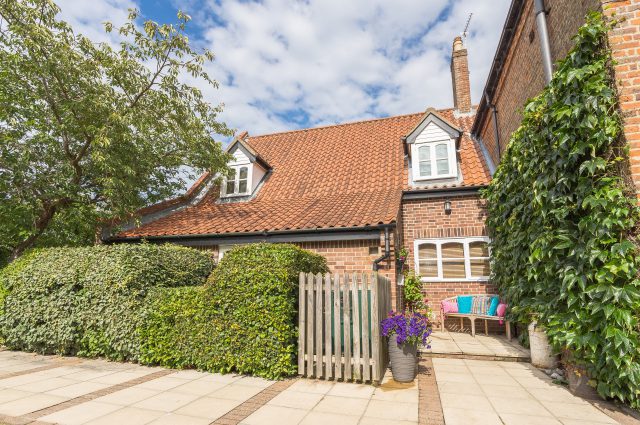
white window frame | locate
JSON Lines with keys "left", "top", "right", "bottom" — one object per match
{"left": 222, "top": 164, "right": 252, "bottom": 197}
{"left": 411, "top": 139, "right": 457, "bottom": 181}
{"left": 413, "top": 237, "right": 490, "bottom": 282}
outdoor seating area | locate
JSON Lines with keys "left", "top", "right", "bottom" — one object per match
{"left": 440, "top": 294, "right": 511, "bottom": 339}
{"left": 423, "top": 330, "right": 530, "bottom": 360}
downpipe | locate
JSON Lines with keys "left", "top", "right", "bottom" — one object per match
{"left": 534, "top": 0, "right": 553, "bottom": 83}
{"left": 373, "top": 226, "right": 391, "bottom": 271}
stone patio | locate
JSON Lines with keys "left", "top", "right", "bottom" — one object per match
{"left": 431, "top": 357, "right": 623, "bottom": 425}
{"left": 423, "top": 330, "right": 530, "bottom": 360}
{"left": 0, "top": 349, "right": 634, "bottom": 425}
{"left": 0, "top": 350, "right": 417, "bottom": 425}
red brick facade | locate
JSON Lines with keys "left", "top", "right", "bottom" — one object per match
{"left": 476, "top": 0, "right": 601, "bottom": 165}
{"left": 400, "top": 194, "right": 497, "bottom": 328}
{"left": 192, "top": 233, "right": 402, "bottom": 308}
{"left": 604, "top": 0, "right": 640, "bottom": 195}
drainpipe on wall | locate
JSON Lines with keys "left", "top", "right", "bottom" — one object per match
{"left": 485, "top": 93, "right": 501, "bottom": 161}
{"left": 372, "top": 226, "right": 391, "bottom": 271}
{"left": 534, "top": 0, "right": 553, "bottom": 83}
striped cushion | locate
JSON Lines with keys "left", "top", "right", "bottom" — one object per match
{"left": 471, "top": 296, "right": 493, "bottom": 315}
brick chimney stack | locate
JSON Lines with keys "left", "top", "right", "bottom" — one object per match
{"left": 450, "top": 36, "right": 472, "bottom": 113}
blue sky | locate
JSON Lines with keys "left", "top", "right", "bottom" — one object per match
{"left": 56, "top": 0, "right": 511, "bottom": 138}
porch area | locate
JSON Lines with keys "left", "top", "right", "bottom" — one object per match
{"left": 422, "top": 330, "right": 530, "bottom": 361}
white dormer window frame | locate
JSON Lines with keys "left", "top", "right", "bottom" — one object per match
{"left": 222, "top": 164, "right": 252, "bottom": 197}
{"left": 411, "top": 138, "right": 457, "bottom": 181}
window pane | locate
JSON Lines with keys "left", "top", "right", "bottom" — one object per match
{"left": 238, "top": 180, "right": 247, "bottom": 193}
{"left": 469, "top": 241, "right": 489, "bottom": 257}
{"left": 239, "top": 167, "right": 248, "bottom": 179}
{"left": 226, "top": 180, "right": 235, "bottom": 194}
{"left": 419, "top": 260, "right": 438, "bottom": 277}
{"left": 435, "top": 143, "right": 448, "bottom": 159}
{"left": 442, "top": 260, "right": 466, "bottom": 278}
{"left": 418, "top": 243, "right": 437, "bottom": 259}
{"left": 228, "top": 168, "right": 236, "bottom": 178}
{"left": 470, "top": 259, "right": 490, "bottom": 277}
{"left": 418, "top": 146, "right": 430, "bottom": 161}
{"left": 437, "top": 159, "right": 450, "bottom": 175}
{"left": 419, "top": 162, "right": 431, "bottom": 176}
{"left": 441, "top": 242, "right": 464, "bottom": 258}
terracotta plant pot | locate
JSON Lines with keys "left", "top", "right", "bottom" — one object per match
{"left": 567, "top": 365, "right": 600, "bottom": 400}
{"left": 388, "top": 337, "right": 417, "bottom": 383}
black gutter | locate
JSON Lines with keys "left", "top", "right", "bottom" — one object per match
{"left": 402, "top": 185, "right": 487, "bottom": 200}
{"left": 471, "top": 0, "right": 525, "bottom": 138}
{"left": 106, "top": 223, "right": 395, "bottom": 244}
{"left": 373, "top": 226, "right": 391, "bottom": 271}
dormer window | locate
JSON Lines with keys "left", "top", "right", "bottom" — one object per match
{"left": 225, "top": 166, "right": 249, "bottom": 196}
{"left": 404, "top": 110, "right": 462, "bottom": 185}
{"left": 220, "top": 135, "right": 270, "bottom": 200}
{"left": 413, "top": 139, "right": 456, "bottom": 180}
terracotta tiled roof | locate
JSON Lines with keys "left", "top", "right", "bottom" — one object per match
{"left": 115, "top": 109, "right": 490, "bottom": 238}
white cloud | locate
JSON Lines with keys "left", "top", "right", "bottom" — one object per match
{"left": 53, "top": 0, "right": 511, "bottom": 136}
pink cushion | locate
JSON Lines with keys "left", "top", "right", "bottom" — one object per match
{"left": 496, "top": 303, "right": 507, "bottom": 317}
{"left": 442, "top": 300, "right": 458, "bottom": 314}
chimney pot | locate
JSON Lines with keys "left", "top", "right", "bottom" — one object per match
{"left": 450, "top": 36, "right": 472, "bottom": 113}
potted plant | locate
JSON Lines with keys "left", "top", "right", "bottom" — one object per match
{"left": 563, "top": 352, "right": 599, "bottom": 399}
{"left": 397, "top": 247, "right": 409, "bottom": 265}
{"left": 528, "top": 319, "right": 559, "bottom": 369}
{"left": 381, "top": 311, "right": 431, "bottom": 382}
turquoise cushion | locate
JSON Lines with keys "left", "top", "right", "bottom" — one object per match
{"left": 457, "top": 296, "right": 473, "bottom": 314}
{"left": 488, "top": 296, "right": 500, "bottom": 316}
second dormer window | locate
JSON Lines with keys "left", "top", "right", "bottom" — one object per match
{"left": 225, "top": 165, "right": 249, "bottom": 196}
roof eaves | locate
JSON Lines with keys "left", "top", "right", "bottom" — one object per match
{"left": 471, "top": 0, "right": 525, "bottom": 137}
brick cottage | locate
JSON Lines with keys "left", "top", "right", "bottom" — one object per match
{"left": 105, "top": 0, "right": 640, "bottom": 330}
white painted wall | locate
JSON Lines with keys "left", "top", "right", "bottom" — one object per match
{"left": 414, "top": 122, "right": 450, "bottom": 144}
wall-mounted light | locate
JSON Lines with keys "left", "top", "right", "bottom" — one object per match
{"left": 444, "top": 199, "right": 452, "bottom": 215}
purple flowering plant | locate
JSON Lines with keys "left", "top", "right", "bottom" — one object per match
{"left": 381, "top": 310, "right": 432, "bottom": 348}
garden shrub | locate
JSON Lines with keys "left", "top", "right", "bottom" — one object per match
{"left": 139, "top": 243, "right": 328, "bottom": 379}
{"left": 0, "top": 244, "right": 214, "bottom": 360}
{"left": 484, "top": 13, "right": 640, "bottom": 406}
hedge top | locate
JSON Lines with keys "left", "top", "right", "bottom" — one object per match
{"left": 0, "top": 243, "right": 215, "bottom": 292}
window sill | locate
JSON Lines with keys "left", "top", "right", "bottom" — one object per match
{"left": 420, "top": 278, "right": 490, "bottom": 283}
{"left": 221, "top": 193, "right": 250, "bottom": 198}
{"left": 413, "top": 174, "right": 458, "bottom": 182}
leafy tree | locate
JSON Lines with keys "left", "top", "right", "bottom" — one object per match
{"left": 0, "top": 0, "right": 232, "bottom": 264}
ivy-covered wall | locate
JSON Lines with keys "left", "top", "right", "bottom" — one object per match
{"left": 484, "top": 13, "right": 640, "bottom": 407}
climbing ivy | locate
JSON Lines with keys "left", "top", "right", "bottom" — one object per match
{"left": 484, "top": 13, "right": 640, "bottom": 407}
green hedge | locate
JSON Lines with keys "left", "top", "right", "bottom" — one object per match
{"left": 0, "top": 244, "right": 214, "bottom": 360}
{"left": 139, "top": 243, "right": 328, "bottom": 379}
{"left": 484, "top": 14, "right": 640, "bottom": 406}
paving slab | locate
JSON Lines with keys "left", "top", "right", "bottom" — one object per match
{"left": 431, "top": 357, "right": 624, "bottom": 425}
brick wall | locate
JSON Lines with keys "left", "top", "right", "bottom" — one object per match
{"left": 451, "top": 36, "right": 472, "bottom": 113}
{"left": 604, "top": 0, "right": 640, "bottom": 195}
{"left": 477, "top": 0, "right": 601, "bottom": 165}
{"left": 400, "top": 194, "right": 498, "bottom": 330}
{"left": 189, "top": 233, "right": 402, "bottom": 308}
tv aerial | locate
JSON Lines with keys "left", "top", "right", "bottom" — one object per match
{"left": 462, "top": 13, "right": 473, "bottom": 43}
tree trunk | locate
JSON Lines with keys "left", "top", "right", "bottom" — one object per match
{"left": 8, "top": 200, "right": 61, "bottom": 262}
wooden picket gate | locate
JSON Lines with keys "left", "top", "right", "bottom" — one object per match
{"left": 298, "top": 272, "right": 391, "bottom": 384}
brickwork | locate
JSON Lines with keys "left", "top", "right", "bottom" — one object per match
{"left": 450, "top": 36, "right": 472, "bottom": 113}
{"left": 477, "top": 0, "right": 601, "bottom": 165}
{"left": 604, "top": 0, "right": 640, "bottom": 195}
{"left": 400, "top": 195, "right": 497, "bottom": 328}
{"left": 192, "top": 234, "right": 402, "bottom": 308}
